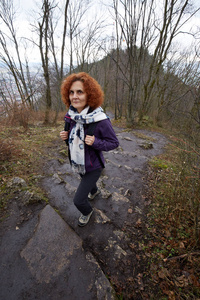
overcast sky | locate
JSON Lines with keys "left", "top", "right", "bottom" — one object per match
{"left": 3, "top": 0, "right": 200, "bottom": 65}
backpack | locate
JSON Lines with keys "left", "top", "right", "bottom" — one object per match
{"left": 64, "top": 121, "right": 98, "bottom": 140}
{"left": 64, "top": 120, "right": 104, "bottom": 168}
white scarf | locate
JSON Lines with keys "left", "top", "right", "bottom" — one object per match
{"left": 68, "top": 105, "right": 108, "bottom": 174}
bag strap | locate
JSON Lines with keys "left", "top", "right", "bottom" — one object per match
{"left": 64, "top": 121, "right": 70, "bottom": 145}
{"left": 63, "top": 121, "right": 71, "bottom": 163}
{"left": 86, "top": 122, "right": 98, "bottom": 136}
{"left": 64, "top": 121, "right": 97, "bottom": 136}
{"left": 64, "top": 121, "right": 70, "bottom": 132}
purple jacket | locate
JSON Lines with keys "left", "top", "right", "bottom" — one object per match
{"left": 65, "top": 115, "right": 119, "bottom": 173}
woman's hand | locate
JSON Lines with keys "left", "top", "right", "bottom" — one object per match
{"left": 60, "top": 131, "right": 69, "bottom": 141}
{"left": 85, "top": 135, "right": 95, "bottom": 146}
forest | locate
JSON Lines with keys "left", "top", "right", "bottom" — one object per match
{"left": 0, "top": 0, "right": 199, "bottom": 130}
{"left": 0, "top": 0, "right": 200, "bottom": 298}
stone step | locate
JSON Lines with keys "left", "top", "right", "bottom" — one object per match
{"left": 21, "top": 205, "right": 115, "bottom": 299}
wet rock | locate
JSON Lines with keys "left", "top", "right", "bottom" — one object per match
{"left": 52, "top": 173, "right": 64, "bottom": 184}
{"left": 139, "top": 142, "right": 153, "bottom": 149}
{"left": 115, "top": 245, "right": 127, "bottom": 259}
{"left": 124, "top": 189, "right": 131, "bottom": 196}
{"left": 100, "top": 188, "right": 112, "bottom": 199}
{"left": 106, "top": 159, "right": 121, "bottom": 168}
{"left": 65, "top": 182, "right": 77, "bottom": 194}
{"left": 7, "top": 177, "right": 44, "bottom": 207}
{"left": 106, "top": 237, "right": 117, "bottom": 248}
{"left": 21, "top": 205, "right": 115, "bottom": 299}
{"left": 21, "top": 205, "right": 82, "bottom": 283}
{"left": 135, "top": 206, "right": 143, "bottom": 214}
{"left": 118, "top": 187, "right": 124, "bottom": 194}
{"left": 106, "top": 237, "right": 127, "bottom": 259}
{"left": 124, "top": 165, "right": 132, "bottom": 170}
{"left": 115, "top": 145, "right": 124, "bottom": 152}
{"left": 99, "top": 175, "right": 109, "bottom": 181}
{"left": 95, "top": 275, "right": 115, "bottom": 300}
{"left": 110, "top": 176, "right": 121, "bottom": 184}
{"left": 20, "top": 190, "right": 42, "bottom": 206}
{"left": 32, "top": 175, "right": 44, "bottom": 181}
{"left": 111, "top": 150, "right": 120, "bottom": 154}
{"left": 7, "top": 177, "right": 27, "bottom": 188}
{"left": 113, "top": 230, "right": 125, "bottom": 240}
{"left": 133, "top": 167, "right": 144, "bottom": 173}
{"left": 94, "top": 208, "right": 111, "bottom": 224}
{"left": 86, "top": 252, "right": 115, "bottom": 300}
{"left": 122, "top": 151, "right": 137, "bottom": 157}
{"left": 112, "top": 192, "right": 130, "bottom": 203}
{"left": 123, "top": 136, "right": 133, "bottom": 141}
{"left": 97, "top": 177, "right": 112, "bottom": 198}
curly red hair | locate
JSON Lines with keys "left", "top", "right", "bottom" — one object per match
{"left": 61, "top": 72, "right": 104, "bottom": 109}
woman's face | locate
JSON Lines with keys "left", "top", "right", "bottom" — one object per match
{"left": 69, "top": 81, "right": 87, "bottom": 113}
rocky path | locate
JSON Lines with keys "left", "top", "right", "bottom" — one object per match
{"left": 0, "top": 127, "right": 167, "bottom": 300}
{"left": 41, "top": 127, "right": 167, "bottom": 298}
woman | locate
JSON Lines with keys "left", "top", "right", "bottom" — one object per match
{"left": 60, "top": 72, "right": 119, "bottom": 227}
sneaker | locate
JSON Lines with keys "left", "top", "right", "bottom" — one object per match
{"left": 78, "top": 210, "right": 93, "bottom": 227}
{"left": 88, "top": 189, "right": 101, "bottom": 200}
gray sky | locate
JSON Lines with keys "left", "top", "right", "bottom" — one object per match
{"left": 4, "top": 0, "right": 200, "bottom": 65}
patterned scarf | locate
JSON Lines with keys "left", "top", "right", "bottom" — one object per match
{"left": 68, "top": 105, "right": 108, "bottom": 174}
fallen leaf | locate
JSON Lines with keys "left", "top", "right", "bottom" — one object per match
{"left": 167, "top": 291, "right": 176, "bottom": 300}
{"left": 165, "top": 230, "right": 171, "bottom": 238}
{"left": 175, "top": 275, "right": 188, "bottom": 287}
{"left": 130, "top": 243, "right": 136, "bottom": 249}
{"left": 158, "top": 253, "right": 165, "bottom": 259}
{"left": 158, "top": 268, "right": 170, "bottom": 279}
{"left": 136, "top": 273, "right": 144, "bottom": 290}
{"left": 179, "top": 241, "right": 185, "bottom": 249}
{"left": 189, "top": 274, "right": 200, "bottom": 287}
{"left": 135, "top": 218, "right": 142, "bottom": 227}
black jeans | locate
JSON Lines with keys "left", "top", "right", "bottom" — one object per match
{"left": 73, "top": 168, "right": 102, "bottom": 216}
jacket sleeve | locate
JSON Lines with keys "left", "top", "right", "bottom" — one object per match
{"left": 91, "top": 119, "right": 119, "bottom": 151}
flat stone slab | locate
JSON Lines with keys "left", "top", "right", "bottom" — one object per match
{"left": 21, "top": 205, "right": 115, "bottom": 299}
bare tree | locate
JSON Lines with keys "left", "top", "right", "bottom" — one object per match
{"left": 142, "top": 0, "right": 189, "bottom": 120}
{"left": 113, "top": 0, "right": 122, "bottom": 119}
{"left": 0, "top": 0, "right": 35, "bottom": 109}
{"left": 110, "top": 0, "right": 200, "bottom": 125}
{"left": 73, "top": 17, "right": 107, "bottom": 72}
{"left": 38, "top": 0, "right": 54, "bottom": 124}
{"left": 67, "top": 0, "right": 91, "bottom": 73}
{"left": 48, "top": 0, "right": 70, "bottom": 80}
{"left": 60, "top": 0, "right": 70, "bottom": 79}
{"left": 111, "top": 0, "right": 157, "bottom": 124}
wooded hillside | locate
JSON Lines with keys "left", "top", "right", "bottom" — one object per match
{"left": 0, "top": 0, "right": 199, "bottom": 135}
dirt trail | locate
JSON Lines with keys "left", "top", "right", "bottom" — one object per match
{"left": 0, "top": 126, "right": 167, "bottom": 300}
